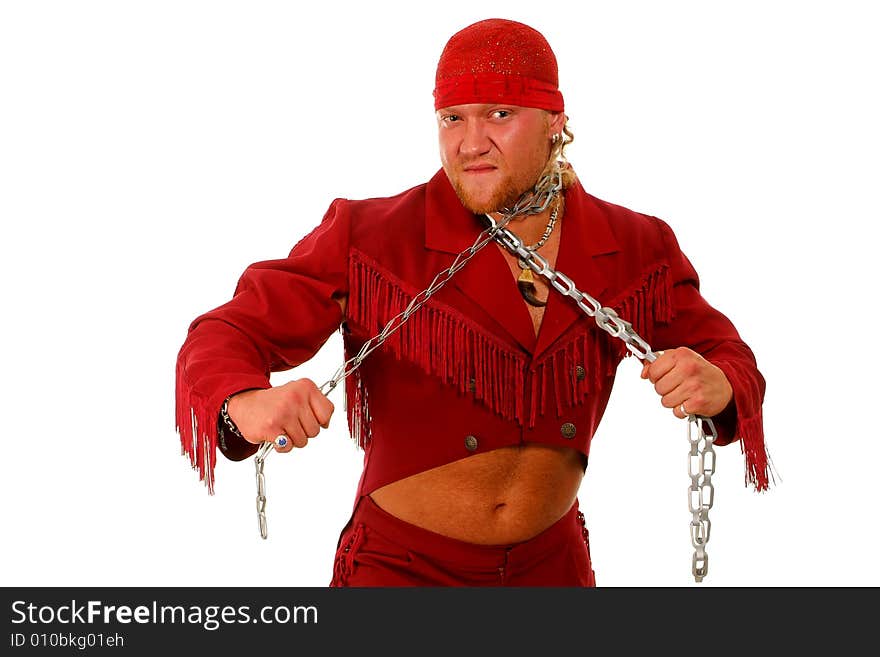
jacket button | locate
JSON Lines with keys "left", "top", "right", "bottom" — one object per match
{"left": 574, "top": 365, "right": 586, "bottom": 381}
{"left": 467, "top": 378, "right": 477, "bottom": 392}
{"left": 464, "top": 435, "right": 479, "bottom": 451}
{"left": 561, "top": 423, "right": 576, "bottom": 439}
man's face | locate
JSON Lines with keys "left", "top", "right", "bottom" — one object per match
{"left": 436, "top": 103, "right": 562, "bottom": 214}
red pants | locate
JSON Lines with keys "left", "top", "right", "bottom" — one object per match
{"left": 330, "top": 495, "right": 596, "bottom": 587}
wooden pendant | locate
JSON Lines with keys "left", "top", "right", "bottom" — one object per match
{"left": 517, "top": 268, "right": 546, "bottom": 307}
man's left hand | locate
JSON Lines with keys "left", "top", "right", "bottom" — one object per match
{"left": 640, "top": 347, "right": 733, "bottom": 419}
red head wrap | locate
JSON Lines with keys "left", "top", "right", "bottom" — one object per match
{"left": 433, "top": 18, "right": 564, "bottom": 112}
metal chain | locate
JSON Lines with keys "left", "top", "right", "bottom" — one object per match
{"left": 689, "top": 415, "right": 716, "bottom": 582}
{"left": 251, "top": 171, "right": 716, "bottom": 582}
{"left": 487, "top": 217, "right": 718, "bottom": 582}
{"left": 255, "top": 452, "right": 268, "bottom": 538}
{"left": 252, "top": 171, "right": 564, "bottom": 540}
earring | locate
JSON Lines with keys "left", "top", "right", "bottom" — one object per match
{"left": 551, "top": 133, "right": 560, "bottom": 144}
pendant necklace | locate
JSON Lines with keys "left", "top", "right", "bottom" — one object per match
{"left": 516, "top": 200, "right": 560, "bottom": 307}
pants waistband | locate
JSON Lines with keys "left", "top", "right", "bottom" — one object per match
{"left": 356, "top": 494, "right": 583, "bottom": 569}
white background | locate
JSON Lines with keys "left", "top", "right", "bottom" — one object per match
{"left": 2, "top": 0, "right": 877, "bottom": 587}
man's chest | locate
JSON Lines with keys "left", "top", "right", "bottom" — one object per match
{"left": 493, "top": 231, "right": 562, "bottom": 337}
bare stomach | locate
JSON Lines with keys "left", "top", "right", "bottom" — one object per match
{"left": 368, "top": 443, "right": 587, "bottom": 545}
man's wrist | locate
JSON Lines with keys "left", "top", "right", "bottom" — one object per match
{"left": 219, "top": 395, "right": 245, "bottom": 441}
{"left": 216, "top": 390, "right": 262, "bottom": 459}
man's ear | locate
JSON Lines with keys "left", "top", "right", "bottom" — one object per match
{"left": 547, "top": 111, "right": 565, "bottom": 137}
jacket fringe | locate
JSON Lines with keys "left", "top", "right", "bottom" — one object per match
{"left": 737, "top": 411, "right": 773, "bottom": 492}
{"left": 179, "top": 249, "right": 769, "bottom": 494}
{"left": 347, "top": 252, "right": 675, "bottom": 437}
{"left": 175, "top": 360, "right": 216, "bottom": 494}
{"left": 344, "top": 366, "right": 371, "bottom": 452}
{"left": 347, "top": 250, "right": 528, "bottom": 448}
{"left": 529, "top": 263, "right": 672, "bottom": 427}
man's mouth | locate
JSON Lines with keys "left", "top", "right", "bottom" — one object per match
{"left": 462, "top": 164, "right": 497, "bottom": 174}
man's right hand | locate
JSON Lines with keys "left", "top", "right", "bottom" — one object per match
{"left": 226, "top": 379, "right": 335, "bottom": 453}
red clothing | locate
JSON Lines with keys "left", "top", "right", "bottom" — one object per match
{"left": 175, "top": 169, "right": 768, "bottom": 503}
{"left": 331, "top": 495, "right": 595, "bottom": 587}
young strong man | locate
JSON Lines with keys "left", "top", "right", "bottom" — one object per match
{"left": 176, "top": 18, "right": 767, "bottom": 586}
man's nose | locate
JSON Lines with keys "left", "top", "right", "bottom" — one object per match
{"left": 460, "top": 120, "right": 491, "bottom": 157}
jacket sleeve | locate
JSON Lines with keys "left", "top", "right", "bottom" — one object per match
{"left": 175, "top": 198, "right": 351, "bottom": 492}
{"left": 650, "top": 217, "right": 770, "bottom": 491}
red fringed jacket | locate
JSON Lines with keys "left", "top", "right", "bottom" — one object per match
{"left": 175, "top": 169, "right": 769, "bottom": 501}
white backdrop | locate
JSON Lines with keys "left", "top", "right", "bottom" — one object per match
{"left": 2, "top": 0, "right": 877, "bottom": 587}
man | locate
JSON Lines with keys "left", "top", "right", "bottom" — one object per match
{"left": 175, "top": 18, "right": 767, "bottom": 586}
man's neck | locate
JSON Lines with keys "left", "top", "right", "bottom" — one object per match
{"left": 491, "top": 195, "right": 564, "bottom": 247}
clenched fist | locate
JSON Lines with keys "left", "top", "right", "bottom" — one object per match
{"left": 226, "top": 379, "right": 335, "bottom": 452}
{"left": 640, "top": 347, "right": 733, "bottom": 419}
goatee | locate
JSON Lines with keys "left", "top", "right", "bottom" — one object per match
{"left": 449, "top": 175, "right": 530, "bottom": 215}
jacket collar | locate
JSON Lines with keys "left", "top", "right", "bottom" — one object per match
{"left": 424, "top": 168, "right": 620, "bottom": 357}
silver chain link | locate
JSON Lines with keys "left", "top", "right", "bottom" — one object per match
{"left": 252, "top": 171, "right": 563, "bottom": 540}
{"left": 255, "top": 451, "right": 268, "bottom": 538}
{"left": 487, "top": 218, "right": 718, "bottom": 582}
{"left": 689, "top": 415, "right": 716, "bottom": 582}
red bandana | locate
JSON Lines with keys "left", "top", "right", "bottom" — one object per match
{"left": 433, "top": 18, "right": 564, "bottom": 112}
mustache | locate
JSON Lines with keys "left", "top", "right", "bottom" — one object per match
{"left": 459, "top": 158, "right": 499, "bottom": 169}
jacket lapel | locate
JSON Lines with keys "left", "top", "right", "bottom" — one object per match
{"left": 532, "top": 182, "right": 621, "bottom": 358}
{"left": 424, "top": 170, "right": 537, "bottom": 352}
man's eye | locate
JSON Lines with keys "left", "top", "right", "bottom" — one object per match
{"left": 493, "top": 110, "right": 510, "bottom": 119}
{"left": 443, "top": 115, "right": 460, "bottom": 123}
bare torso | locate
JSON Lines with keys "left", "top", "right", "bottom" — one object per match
{"left": 369, "top": 443, "right": 586, "bottom": 544}
{"left": 357, "top": 206, "right": 582, "bottom": 544}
